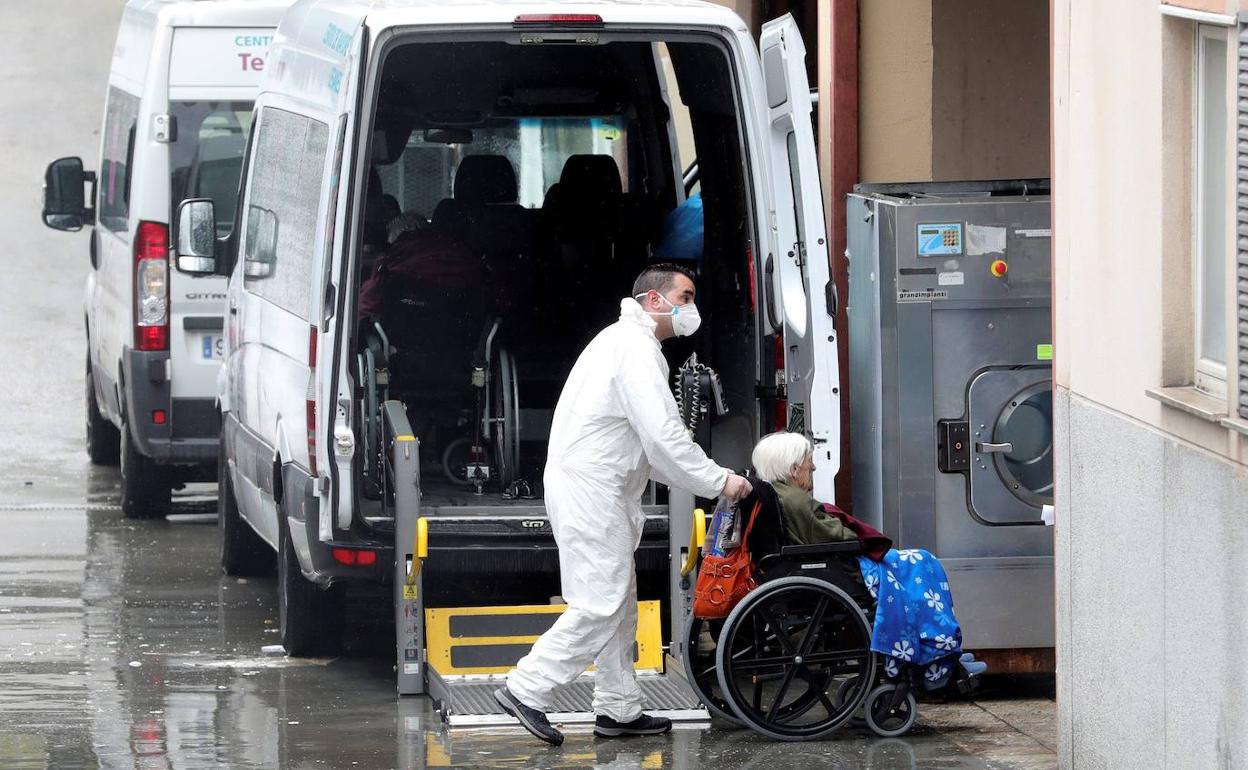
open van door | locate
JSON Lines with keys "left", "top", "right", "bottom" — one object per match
{"left": 759, "top": 15, "right": 841, "bottom": 500}
{"left": 270, "top": 6, "right": 369, "bottom": 540}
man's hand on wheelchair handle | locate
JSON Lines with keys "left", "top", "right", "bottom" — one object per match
{"left": 721, "top": 473, "right": 752, "bottom": 501}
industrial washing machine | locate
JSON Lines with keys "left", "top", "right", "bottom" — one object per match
{"left": 846, "top": 179, "right": 1053, "bottom": 657}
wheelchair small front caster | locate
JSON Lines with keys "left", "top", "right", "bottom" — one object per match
{"left": 864, "top": 683, "right": 917, "bottom": 737}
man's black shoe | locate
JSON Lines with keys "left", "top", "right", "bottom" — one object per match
{"left": 494, "top": 687, "right": 564, "bottom": 746}
{"left": 594, "top": 713, "right": 673, "bottom": 738}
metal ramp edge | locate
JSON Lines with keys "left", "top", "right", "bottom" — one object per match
{"left": 429, "top": 669, "right": 710, "bottom": 728}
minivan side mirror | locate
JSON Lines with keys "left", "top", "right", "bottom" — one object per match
{"left": 173, "top": 198, "right": 220, "bottom": 275}
{"left": 43, "top": 157, "right": 95, "bottom": 232}
{"left": 242, "top": 205, "right": 279, "bottom": 280}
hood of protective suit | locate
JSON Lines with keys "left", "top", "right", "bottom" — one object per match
{"left": 619, "top": 297, "right": 659, "bottom": 337}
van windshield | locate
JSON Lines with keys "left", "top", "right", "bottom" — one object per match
{"left": 170, "top": 101, "right": 253, "bottom": 235}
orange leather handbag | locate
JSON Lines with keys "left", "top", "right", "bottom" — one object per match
{"left": 692, "top": 501, "right": 760, "bottom": 619}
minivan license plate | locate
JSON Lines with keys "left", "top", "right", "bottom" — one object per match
{"left": 201, "top": 334, "right": 224, "bottom": 361}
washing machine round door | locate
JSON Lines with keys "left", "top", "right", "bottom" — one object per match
{"left": 991, "top": 382, "right": 1053, "bottom": 507}
{"left": 967, "top": 366, "right": 1053, "bottom": 524}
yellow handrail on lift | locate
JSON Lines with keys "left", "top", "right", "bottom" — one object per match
{"left": 680, "top": 508, "right": 707, "bottom": 578}
{"left": 408, "top": 516, "right": 428, "bottom": 585}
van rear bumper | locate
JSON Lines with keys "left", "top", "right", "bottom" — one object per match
{"left": 122, "top": 348, "right": 219, "bottom": 465}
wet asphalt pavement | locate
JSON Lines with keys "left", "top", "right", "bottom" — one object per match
{"left": 0, "top": 1, "right": 1057, "bottom": 767}
{"left": 0, "top": 482, "right": 1058, "bottom": 769}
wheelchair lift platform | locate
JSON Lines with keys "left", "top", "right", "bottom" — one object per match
{"left": 428, "top": 669, "right": 707, "bottom": 728}
{"left": 387, "top": 401, "right": 708, "bottom": 727}
{"left": 413, "top": 599, "right": 708, "bottom": 727}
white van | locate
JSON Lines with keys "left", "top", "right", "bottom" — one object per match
{"left": 173, "top": 0, "right": 839, "bottom": 657}
{"left": 41, "top": 0, "right": 291, "bottom": 518}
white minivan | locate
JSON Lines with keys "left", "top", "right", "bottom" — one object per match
{"left": 41, "top": 0, "right": 291, "bottom": 518}
{"left": 174, "top": 0, "right": 839, "bottom": 656}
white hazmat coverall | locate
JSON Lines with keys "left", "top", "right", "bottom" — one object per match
{"left": 507, "top": 298, "right": 729, "bottom": 722}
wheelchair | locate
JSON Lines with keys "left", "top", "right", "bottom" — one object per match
{"left": 438, "top": 318, "right": 525, "bottom": 496}
{"left": 359, "top": 296, "right": 572, "bottom": 501}
{"left": 681, "top": 535, "right": 971, "bottom": 741}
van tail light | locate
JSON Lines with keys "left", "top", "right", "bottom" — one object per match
{"left": 306, "top": 326, "right": 318, "bottom": 477}
{"left": 134, "top": 221, "right": 169, "bottom": 351}
{"left": 773, "top": 335, "right": 788, "bottom": 431}
{"left": 331, "top": 547, "right": 377, "bottom": 567}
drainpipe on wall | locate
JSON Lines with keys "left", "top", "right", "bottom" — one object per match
{"left": 818, "top": 0, "right": 859, "bottom": 509}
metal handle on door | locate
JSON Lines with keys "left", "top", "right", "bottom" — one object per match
{"left": 976, "top": 442, "right": 1013, "bottom": 454}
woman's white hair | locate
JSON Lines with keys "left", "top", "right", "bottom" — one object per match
{"left": 751, "top": 431, "right": 813, "bottom": 484}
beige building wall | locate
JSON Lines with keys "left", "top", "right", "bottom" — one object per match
{"left": 1054, "top": 1, "right": 1248, "bottom": 767}
{"left": 858, "top": 0, "right": 1049, "bottom": 183}
{"left": 858, "top": 0, "right": 933, "bottom": 182}
{"left": 1052, "top": 0, "right": 1165, "bottom": 425}
{"left": 1054, "top": 0, "right": 1248, "bottom": 459}
{"left": 930, "top": 0, "right": 1049, "bottom": 180}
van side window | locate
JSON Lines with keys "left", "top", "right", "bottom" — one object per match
{"left": 99, "top": 87, "right": 140, "bottom": 233}
{"left": 241, "top": 107, "right": 329, "bottom": 321}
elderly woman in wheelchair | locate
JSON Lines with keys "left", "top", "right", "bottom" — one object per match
{"left": 682, "top": 431, "right": 986, "bottom": 741}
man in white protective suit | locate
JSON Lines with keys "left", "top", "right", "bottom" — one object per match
{"left": 494, "top": 263, "right": 752, "bottom": 745}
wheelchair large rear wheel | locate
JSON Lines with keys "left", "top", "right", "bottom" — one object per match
{"left": 681, "top": 614, "right": 740, "bottom": 724}
{"left": 490, "top": 348, "right": 520, "bottom": 489}
{"left": 715, "top": 576, "right": 876, "bottom": 741}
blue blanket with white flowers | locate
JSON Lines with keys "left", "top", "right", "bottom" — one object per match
{"left": 858, "top": 548, "right": 962, "bottom": 672}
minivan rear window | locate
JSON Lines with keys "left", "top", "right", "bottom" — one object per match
{"left": 169, "top": 101, "right": 253, "bottom": 236}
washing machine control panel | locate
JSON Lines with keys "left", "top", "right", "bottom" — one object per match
{"left": 898, "top": 200, "right": 1051, "bottom": 303}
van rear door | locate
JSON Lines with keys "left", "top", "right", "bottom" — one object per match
{"left": 296, "top": 9, "right": 368, "bottom": 539}
{"left": 167, "top": 27, "right": 274, "bottom": 402}
{"left": 759, "top": 15, "right": 841, "bottom": 499}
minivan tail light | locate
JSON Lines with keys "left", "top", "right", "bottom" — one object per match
{"left": 134, "top": 221, "right": 169, "bottom": 352}
{"left": 514, "top": 13, "right": 603, "bottom": 25}
{"left": 306, "top": 326, "right": 318, "bottom": 477}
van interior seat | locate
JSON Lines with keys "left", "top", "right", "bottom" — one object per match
{"left": 432, "top": 154, "right": 520, "bottom": 239}
{"left": 549, "top": 154, "right": 659, "bottom": 301}
{"left": 455, "top": 154, "right": 519, "bottom": 207}
{"left": 433, "top": 154, "right": 542, "bottom": 292}
{"left": 549, "top": 154, "right": 622, "bottom": 257}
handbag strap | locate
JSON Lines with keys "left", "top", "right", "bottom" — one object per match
{"left": 738, "top": 501, "right": 762, "bottom": 551}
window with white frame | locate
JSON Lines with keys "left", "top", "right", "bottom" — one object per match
{"left": 1194, "top": 24, "right": 1228, "bottom": 399}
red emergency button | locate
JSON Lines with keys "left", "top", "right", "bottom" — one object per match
{"left": 990, "top": 259, "right": 1009, "bottom": 278}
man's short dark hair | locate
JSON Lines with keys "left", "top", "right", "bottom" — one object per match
{"left": 631, "top": 263, "right": 697, "bottom": 298}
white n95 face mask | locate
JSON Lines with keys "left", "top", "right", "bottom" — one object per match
{"left": 636, "top": 292, "right": 702, "bottom": 337}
